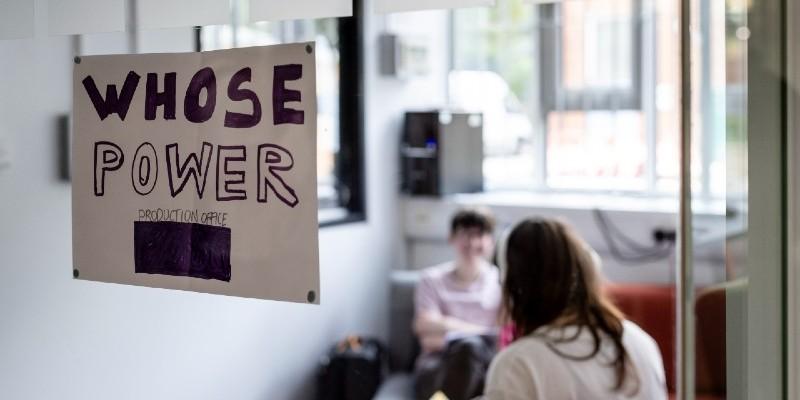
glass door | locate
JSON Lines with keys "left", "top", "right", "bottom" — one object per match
{"left": 449, "top": 0, "right": 788, "bottom": 397}
{"left": 688, "top": 0, "right": 786, "bottom": 398}
{"left": 787, "top": 0, "right": 800, "bottom": 399}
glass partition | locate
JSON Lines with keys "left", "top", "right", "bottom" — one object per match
{"left": 447, "top": 0, "right": 787, "bottom": 397}
{"left": 692, "top": 0, "right": 786, "bottom": 398}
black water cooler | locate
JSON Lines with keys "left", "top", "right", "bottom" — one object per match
{"left": 401, "top": 111, "right": 483, "bottom": 196}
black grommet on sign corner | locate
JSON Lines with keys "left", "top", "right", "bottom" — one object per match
{"left": 73, "top": 56, "right": 81, "bottom": 64}
{"left": 73, "top": 269, "right": 80, "bottom": 278}
{"left": 307, "top": 290, "right": 316, "bottom": 303}
{"left": 305, "top": 44, "right": 313, "bottom": 54}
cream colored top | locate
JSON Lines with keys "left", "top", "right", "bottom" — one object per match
{"left": 484, "top": 320, "right": 667, "bottom": 400}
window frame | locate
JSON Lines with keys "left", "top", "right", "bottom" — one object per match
{"left": 326, "top": 0, "right": 366, "bottom": 227}
{"left": 537, "top": 1, "right": 650, "bottom": 193}
{"left": 449, "top": 1, "right": 723, "bottom": 200}
{"left": 196, "top": 0, "right": 366, "bottom": 227}
{"left": 538, "top": 2, "right": 644, "bottom": 114}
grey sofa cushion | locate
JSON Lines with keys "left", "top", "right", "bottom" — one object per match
{"left": 389, "top": 270, "right": 422, "bottom": 373}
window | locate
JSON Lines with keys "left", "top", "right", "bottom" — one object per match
{"left": 199, "top": 0, "right": 364, "bottom": 225}
{"left": 451, "top": 0, "right": 728, "bottom": 198}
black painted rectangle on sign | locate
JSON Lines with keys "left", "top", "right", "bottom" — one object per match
{"left": 134, "top": 221, "right": 231, "bottom": 282}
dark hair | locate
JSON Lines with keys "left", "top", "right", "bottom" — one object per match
{"left": 450, "top": 207, "right": 495, "bottom": 236}
{"left": 502, "top": 218, "right": 635, "bottom": 393}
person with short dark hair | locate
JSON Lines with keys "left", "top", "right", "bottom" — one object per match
{"left": 413, "top": 207, "right": 501, "bottom": 400}
{"left": 483, "top": 218, "right": 667, "bottom": 400}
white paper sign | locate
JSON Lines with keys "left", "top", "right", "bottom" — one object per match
{"left": 138, "top": 0, "right": 230, "bottom": 29}
{"left": 374, "top": 0, "right": 495, "bottom": 14}
{"left": 249, "top": 0, "right": 352, "bottom": 22}
{"left": 72, "top": 43, "right": 320, "bottom": 303}
{"left": 0, "top": 0, "right": 34, "bottom": 40}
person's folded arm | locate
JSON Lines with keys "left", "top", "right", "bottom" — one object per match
{"left": 418, "top": 332, "right": 446, "bottom": 354}
{"left": 413, "top": 274, "right": 490, "bottom": 353}
{"left": 414, "top": 310, "right": 489, "bottom": 336}
{"left": 414, "top": 310, "right": 489, "bottom": 354}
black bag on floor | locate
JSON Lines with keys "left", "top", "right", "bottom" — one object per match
{"left": 317, "top": 336, "right": 388, "bottom": 400}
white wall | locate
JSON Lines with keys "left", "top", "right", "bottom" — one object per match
{"left": 402, "top": 195, "right": 729, "bottom": 286}
{"left": 0, "top": 2, "right": 449, "bottom": 399}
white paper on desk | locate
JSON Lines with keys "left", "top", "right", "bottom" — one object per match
{"left": 375, "top": 0, "right": 495, "bottom": 14}
{"left": 138, "top": 0, "right": 230, "bottom": 29}
{"left": 248, "top": 0, "right": 352, "bottom": 22}
{"left": 48, "top": 0, "right": 126, "bottom": 35}
{"left": 0, "top": 0, "right": 34, "bottom": 40}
